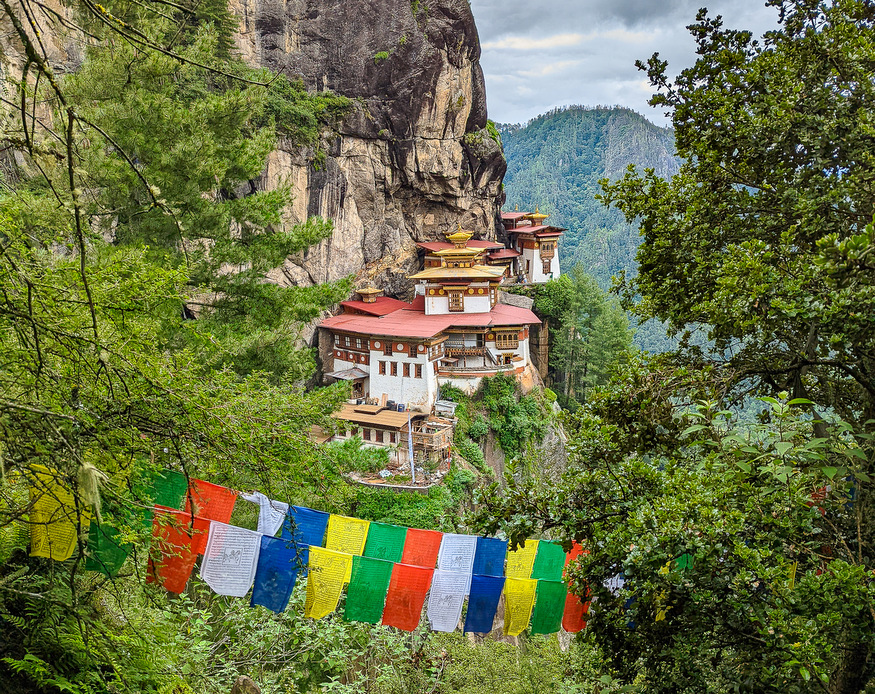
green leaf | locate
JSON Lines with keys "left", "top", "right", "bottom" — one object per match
{"left": 821, "top": 467, "right": 838, "bottom": 480}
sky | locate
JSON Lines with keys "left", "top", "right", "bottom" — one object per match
{"left": 469, "top": 0, "right": 782, "bottom": 125}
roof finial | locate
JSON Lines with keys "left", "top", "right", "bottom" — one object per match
{"left": 515, "top": 204, "right": 519, "bottom": 211}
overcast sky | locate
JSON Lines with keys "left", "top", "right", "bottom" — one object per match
{"left": 469, "top": 0, "right": 782, "bottom": 125}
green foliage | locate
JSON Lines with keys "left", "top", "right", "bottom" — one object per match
{"left": 350, "top": 465, "right": 472, "bottom": 531}
{"left": 373, "top": 51, "right": 390, "bottom": 63}
{"left": 532, "top": 265, "right": 633, "bottom": 408}
{"left": 455, "top": 435, "right": 486, "bottom": 471}
{"left": 327, "top": 437, "right": 391, "bottom": 473}
{"left": 479, "top": 3, "right": 875, "bottom": 692}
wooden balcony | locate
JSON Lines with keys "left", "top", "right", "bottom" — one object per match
{"left": 445, "top": 346, "right": 485, "bottom": 356}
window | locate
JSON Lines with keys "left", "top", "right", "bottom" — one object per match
{"left": 363, "top": 428, "right": 371, "bottom": 441}
{"left": 355, "top": 338, "right": 362, "bottom": 349}
{"left": 403, "top": 363, "right": 410, "bottom": 378}
{"left": 345, "top": 335, "right": 351, "bottom": 346}
{"left": 526, "top": 260, "right": 531, "bottom": 275}
{"left": 495, "top": 331, "right": 519, "bottom": 350}
{"left": 389, "top": 432, "right": 396, "bottom": 444}
{"left": 334, "top": 334, "right": 341, "bottom": 346}
{"left": 383, "top": 342, "right": 393, "bottom": 356}
{"left": 448, "top": 289, "right": 464, "bottom": 312}
{"left": 543, "top": 259, "right": 551, "bottom": 274}
{"left": 390, "top": 362, "right": 398, "bottom": 376}
{"left": 409, "top": 344, "right": 417, "bottom": 358}
{"left": 379, "top": 361, "right": 386, "bottom": 375}
{"left": 415, "top": 364, "right": 423, "bottom": 378}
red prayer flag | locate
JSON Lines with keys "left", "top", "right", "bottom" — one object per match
{"left": 183, "top": 479, "right": 236, "bottom": 554}
{"left": 400, "top": 528, "right": 442, "bottom": 568}
{"left": 147, "top": 506, "right": 210, "bottom": 594}
{"left": 562, "top": 542, "right": 591, "bottom": 633}
{"left": 382, "top": 563, "right": 433, "bottom": 631}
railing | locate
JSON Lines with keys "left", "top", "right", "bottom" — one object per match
{"left": 445, "top": 346, "right": 485, "bottom": 356}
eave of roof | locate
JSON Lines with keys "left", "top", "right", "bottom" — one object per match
{"left": 340, "top": 296, "right": 410, "bottom": 316}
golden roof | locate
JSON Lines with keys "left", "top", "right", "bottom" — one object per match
{"left": 408, "top": 265, "right": 505, "bottom": 281}
{"left": 445, "top": 226, "right": 474, "bottom": 247}
{"left": 357, "top": 286, "right": 382, "bottom": 295}
{"left": 528, "top": 205, "right": 549, "bottom": 222}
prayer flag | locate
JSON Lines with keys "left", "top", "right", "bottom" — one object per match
{"left": 382, "top": 563, "right": 433, "bottom": 631}
{"left": 562, "top": 543, "right": 590, "bottom": 633}
{"left": 200, "top": 522, "right": 261, "bottom": 597}
{"left": 427, "top": 569, "right": 470, "bottom": 632}
{"left": 28, "top": 465, "right": 90, "bottom": 561}
{"left": 531, "top": 541, "right": 565, "bottom": 581}
{"left": 436, "top": 534, "right": 477, "bottom": 574}
{"left": 530, "top": 580, "right": 566, "bottom": 634}
{"left": 675, "top": 553, "right": 694, "bottom": 572}
{"left": 85, "top": 519, "right": 130, "bottom": 576}
{"left": 183, "top": 479, "right": 236, "bottom": 554}
{"left": 282, "top": 506, "right": 329, "bottom": 547}
{"left": 241, "top": 491, "right": 288, "bottom": 537}
{"left": 362, "top": 522, "right": 407, "bottom": 563}
{"left": 464, "top": 574, "right": 505, "bottom": 633}
{"left": 147, "top": 507, "right": 209, "bottom": 593}
{"left": 503, "top": 577, "right": 538, "bottom": 636}
{"left": 304, "top": 546, "right": 353, "bottom": 619}
{"left": 472, "top": 536, "right": 507, "bottom": 577}
{"left": 325, "top": 514, "right": 370, "bottom": 555}
{"left": 251, "top": 536, "right": 308, "bottom": 613}
{"left": 505, "top": 539, "right": 539, "bottom": 579}
{"left": 400, "top": 528, "right": 442, "bottom": 568}
{"left": 149, "top": 470, "right": 189, "bottom": 509}
{"left": 562, "top": 587, "right": 592, "bottom": 633}
{"left": 344, "top": 555, "right": 393, "bottom": 624}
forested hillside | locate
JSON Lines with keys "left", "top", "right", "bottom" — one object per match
{"left": 500, "top": 106, "right": 678, "bottom": 290}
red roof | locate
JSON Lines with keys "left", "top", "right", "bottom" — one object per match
{"left": 487, "top": 249, "right": 521, "bottom": 260}
{"left": 320, "top": 303, "right": 540, "bottom": 339}
{"left": 416, "top": 239, "right": 504, "bottom": 253}
{"left": 339, "top": 296, "right": 410, "bottom": 316}
{"left": 501, "top": 211, "right": 530, "bottom": 220}
{"left": 507, "top": 224, "right": 565, "bottom": 236}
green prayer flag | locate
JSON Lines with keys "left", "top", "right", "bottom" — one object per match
{"left": 529, "top": 580, "right": 566, "bottom": 634}
{"left": 345, "top": 555, "right": 393, "bottom": 624}
{"left": 675, "top": 553, "right": 694, "bottom": 572}
{"left": 140, "top": 469, "right": 188, "bottom": 525}
{"left": 362, "top": 522, "right": 407, "bottom": 563}
{"left": 531, "top": 541, "right": 566, "bottom": 581}
{"left": 84, "top": 521, "right": 130, "bottom": 576}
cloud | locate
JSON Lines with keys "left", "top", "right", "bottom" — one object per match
{"left": 470, "top": 0, "right": 782, "bottom": 124}
{"left": 482, "top": 33, "right": 586, "bottom": 51}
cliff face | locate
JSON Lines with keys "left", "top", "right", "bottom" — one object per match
{"left": 232, "top": 0, "right": 506, "bottom": 295}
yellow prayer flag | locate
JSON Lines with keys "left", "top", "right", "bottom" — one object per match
{"left": 505, "top": 539, "right": 539, "bottom": 579}
{"left": 503, "top": 577, "right": 538, "bottom": 636}
{"left": 325, "top": 514, "right": 369, "bottom": 555}
{"left": 28, "top": 465, "right": 91, "bottom": 561}
{"left": 304, "top": 546, "right": 353, "bottom": 619}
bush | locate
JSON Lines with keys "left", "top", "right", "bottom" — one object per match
{"left": 455, "top": 436, "right": 486, "bottom": 471}
{"left": 467, "top": 415, "right": 489, "bottom": 439}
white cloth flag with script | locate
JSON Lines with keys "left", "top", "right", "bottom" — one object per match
{"left": 427, "top": 570, "right": 471, "bottom": 632}
{"left": 436, "top": 533, "right": 477, "bottom": 593}
{"left": 241, "top": 491, "right": 288, "bottom": 537}
{"left": 200, "top": 522, "right": 262, "bottom": 597}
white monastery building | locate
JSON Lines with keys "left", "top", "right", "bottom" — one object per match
{"left": 501, "top": 207, "right": 564, "bottom": 284}
{"left": 319, "top": 228, "right": 542, "bottom": 412}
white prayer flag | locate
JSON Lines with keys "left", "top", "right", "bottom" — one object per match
{"left": 200, "top": 522, "right": 262, "bottom": 597}
{"left": 436, "top": 534, "right": 477, "bottom": 592}
{"left": 427, "top": 570, "right": 470, "bottom": 632}
{"left": 241, "top": 491, "right": 288, "bottom": 537}
{"left": 604, "top": 574, "right": 626, "bottom": 595}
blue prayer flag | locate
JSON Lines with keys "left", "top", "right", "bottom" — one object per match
{"left": 472, "top": 537, "right": 507, "bottom": 577}
{"left": 250, "top": 536, "right": 308, "bottom": 613}
{"left": 463, "top": 574, "right": 505, "bottom": 633}
{"left": 281, "top": 506, "right": 329, "bottom": 547}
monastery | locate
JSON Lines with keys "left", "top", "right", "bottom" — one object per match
{"left": 316, "top": 209, "right": 562, "bottom": 468}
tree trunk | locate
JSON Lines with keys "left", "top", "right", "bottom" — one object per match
{"left": 829, "top": 641, "right": 871, "bottom": 694}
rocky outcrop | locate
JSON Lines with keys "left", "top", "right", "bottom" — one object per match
{"left": 233, "top": 0, "right": 506, "bottom": 295}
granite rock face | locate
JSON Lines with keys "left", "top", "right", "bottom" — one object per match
{"left": 232, "top": 0, "right": 506, "bottom": 294}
